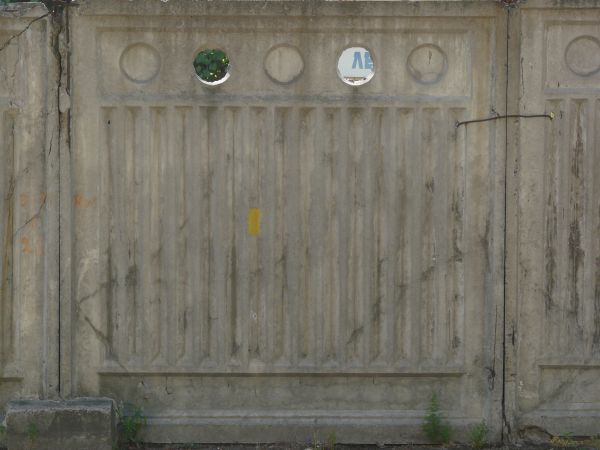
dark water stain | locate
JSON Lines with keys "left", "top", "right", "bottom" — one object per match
{"left": 544, "top": 205, "right": 557, "bottom": 313}
{"left": 451, "top": 197, "right": 463, "bottom": 262}
{"left": 568, "top": 220, "right": 583, "bottom": 319}
{"left": 425, "top": 178, "right": 435, "bottom": 193}
{"left": 126, "top": 264, "right": 138, "bottom": 287}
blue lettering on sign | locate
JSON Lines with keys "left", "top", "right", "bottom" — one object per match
{"left": 352, "top": 51, "right": 373, "bottom": 70}
{"left": 352, "top": 51, "right": 363, "bottom": 69}
{"left": 364, "top": 51, "right": 373, "bottom": 69}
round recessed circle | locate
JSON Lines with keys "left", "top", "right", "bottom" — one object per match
{"left": 264, "top": 44, "right": 304, "bottom": 84}
{"left": 193, "top": 49, "right": 231, "bottom": 86}
{"left": 407, "top": 44, "right": 448, "bottom": 85}
{"left": 565, "top": 36, "right": 600, "bottom": 77}
{"left": 120, "top": 43, "right": 161, "bottom": 83}
{"left": 337, "top": 46, "right": 375, "bottom": 86}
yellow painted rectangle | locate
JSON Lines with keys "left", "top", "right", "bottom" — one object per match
{"left": 248, "top": 208, "right": 261, "bottom": 236}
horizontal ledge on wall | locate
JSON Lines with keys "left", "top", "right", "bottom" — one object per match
{"left": 97, "top": 367, "right": 466, "bottom": 377}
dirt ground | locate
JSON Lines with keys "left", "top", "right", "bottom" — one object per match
{"left": 129, "top": 444, "right": 588, "bottom": 450}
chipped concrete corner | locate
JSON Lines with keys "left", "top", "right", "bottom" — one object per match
{"left": 5, "top": 398, "right": 115, "bottom": 450}
{"left": 1, "top": 0, "right": 600, "bottom": 447}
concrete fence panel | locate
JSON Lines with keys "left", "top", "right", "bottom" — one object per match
{"left": 63, "top": 0, "right": 506, "bottom": 443}
{"left": 0, "top": 3, "right": 59, "bottom": 417}
{"left": 506, "top": 0, "right": 600, "bottom": 440}
{"left": 2, "top": 0, "right": 600, "bottom": 445}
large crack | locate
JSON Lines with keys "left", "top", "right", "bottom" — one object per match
{"left": 0, "top": 11, "right": 51, "bottom": 53}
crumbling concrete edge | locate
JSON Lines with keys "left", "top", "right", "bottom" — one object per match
{"left": 5, "top": 398, "right": 115, "bottom": 450}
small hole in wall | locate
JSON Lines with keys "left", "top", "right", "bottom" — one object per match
{"left": 337, "top": 46, "right": 375, "bottom": 86}
{"left": 193, "top": 49, "right": 230, "bottom": 86}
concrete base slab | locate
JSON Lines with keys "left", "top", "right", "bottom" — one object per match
{"left": 5, "top": 398, "right": 115, "bottom": 450}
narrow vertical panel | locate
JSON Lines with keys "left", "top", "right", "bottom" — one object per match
{"left": 447, "top": 108, "right": 467, "bottom": 365}
{"left": 361, "top": 107, "right": 375, "bottom": 368}
{"left": 542, "top": 100, "right": 564, "bottom": 356}
{"left": 322, "top": 108, "right": 341, "bottom": 366}
{"left": 369, "top": 107, "right": 388, "bottom": 365}
{"left": 268, "top": 107, "right": 290, "bottom": 365}
{"left": 174, "top": 106, "right": 194, "bottom": 365}
{"left": 99, "top": 107, "right": 117, "bottom": 362}
{"left": 394, "top": 108, "right": 414, "bottom": 364}
{"left": 419, "top": 108, "right": 441, "bottom": 364}
{"left": 432, "top": 109, "right": 449, "bottom": 365}
{"left": 147, "top": 107, "right": 167, "bottom": 365}
{"left": 210, "top": 106, "right": 230, "bottom": 368}
{"left": 565, "top": 100, "right": 586, "bottom": 355}
{"left": 594, "top": 99, "right": 600, "bottom": 357}
{"left": 248, "top": 107, "right": 267, "bottom": 364}
{"left": 585, "top": 99, "right": 600, "bottom": 356}
{"left": 205, "top": 107, "right": 222, "bottom": 366}
{"left": 162, "top": 107, "right": 179, "bottom": 366}
{"left": 297, "top": 107, "right": 317, "bottom": 365}
{"left": 190, "top": 107, "right": 210, "bottom": 365}
{"left": 310, "top": 107, "right": 327, "bottom": 366}
{"left": 107, "top": 106, "right": 129, "bottom": 364}
{"left": 336, "top": 108, "right": 351, "bottom": 367}
{"left": 0, "top": 109, "right": 15, "bottom": 365}
{"left": 224, "top": 107, "right": 241, "bottom": 365}
{"left": 346, "top": 108, "right": 366, "bottom": 367}
{"left": 134, "top": 106, "right": 152, "bottom": 365}
{"left": 232, "top": 106, "right": 252, "bottom": 368}
{"left": 124, "top": 107, "right": 142, "bottom": 364}
{"left": 283, "top": 107, "right": 301, "bottom": 367}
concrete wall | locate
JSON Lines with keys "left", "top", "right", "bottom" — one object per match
{"left": 0, "top": 0, "right": 599, "bottom": 445}
{"left": 0, "top": 1, "right": 59, "bottom": 420}
{"left": 505, "top": 0, "right": 600, "bottom": 440}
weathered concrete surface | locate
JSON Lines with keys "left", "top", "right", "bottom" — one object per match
{"left": 2, "top": 0, "right": 600, "bottom": 445}
{"left": 505, "top": 0, "right": 600, "bottom": 441}
{"left": 5, "top": 399, "right": 115, "bottom": 450}
{"left": 64, "top": 0, "right": 506, "bottom": 444}
{"left": 0, "top": 1, "right": 60, "bottom": 414}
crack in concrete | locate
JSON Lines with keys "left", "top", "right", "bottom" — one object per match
{"left": 0, "top": 12, "right": 51, "bottom": 54}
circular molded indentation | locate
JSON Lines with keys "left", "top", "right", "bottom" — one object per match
{"left": 120, "top": 43, "right": 161, "bottom": 83}
{"left": 264, "top": 44, "right": 304, "bottom": 84}
{"left": 193, "top": 49, "right": 231, "bottom": 86}
{"left": 337, "top": 46, "right": 375, "bottom": 86}
{"left": 565, "top": 36, "right": 600, "bottom": 77}
{"left": 407, "top": 44, "right": 447, "bottom": 85}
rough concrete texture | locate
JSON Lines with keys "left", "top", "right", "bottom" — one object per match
{"left": 0, "top": 0, "right": 60, "bottom": 414}
{"left": 65, "top": 0, "right": 506, "bottom": 444}
{"left": 1, "top": 0, "right": 600, "bottom": 446}
{"left": 505, "top": 0, "right": 600, "bottom": 440}
{"left": 5, "top": 399, "right": 115, "bottom": 450}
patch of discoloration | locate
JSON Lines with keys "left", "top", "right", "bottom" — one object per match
{"left": 451, "top": 197, "right": 464, "bottom": 262}
{"left": 544, "top": 154, "right": 558, "bottom": 314}
{"left": 568, "top": 220, "right": 583, "bottom": 319}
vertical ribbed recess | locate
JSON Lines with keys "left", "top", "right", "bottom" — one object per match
{"left": 98, "top": 104, "right": 468, "bottom": 372}
{"left": 543, "top": 98, "right": 600, "bottom": 359}
{"left": 0, "top": 108, "right": 16, "bottom": 367}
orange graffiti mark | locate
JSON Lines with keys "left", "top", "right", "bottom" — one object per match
{"left": 19, "top": 192, "right": 47, "bottom": 208}
{"left": 74, "top": 194, "right": 97, "bottom": 209}
{"left": 20, "top": 235, "right": 43, "bottom": 256}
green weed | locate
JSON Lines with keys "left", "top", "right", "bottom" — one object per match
{"left": 469, "top": 420, "right": 489, "bottom": 449}
{"left": 422, "top": 393, "right": 452, "bottom": 445}
{"left": 115, "top": 403, "right": 146, "bottom": 449}
{"left": 309, "top": 431, "right": 336, "bottom": 450}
